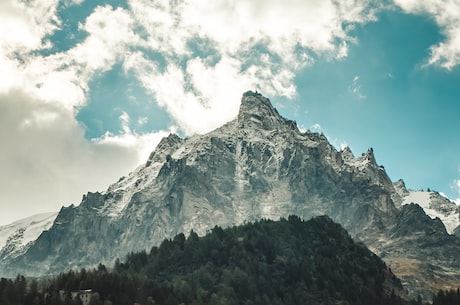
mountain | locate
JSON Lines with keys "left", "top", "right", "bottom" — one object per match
{"left": 0, "top": 212, "right": 57, "bottom": 262}
{"left": 0, "top": 91, "right": 458, "bottom": 300}
{"left": 394, "top": 180, "right": 460, "bottom": 234}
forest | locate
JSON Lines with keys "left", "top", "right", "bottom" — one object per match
{"left": 0, "top": 215, "right": 454, "bottom": 305}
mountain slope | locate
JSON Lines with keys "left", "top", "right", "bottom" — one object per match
{"left": 1, "top": 91, "right": 458, "bottom": 300}
{"left": 0, "top": 212, "right": 57, "bottom": 261}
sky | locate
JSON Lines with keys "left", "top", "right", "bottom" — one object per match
{"left": 0, "top": 0, "right": 459, "bottom": 225}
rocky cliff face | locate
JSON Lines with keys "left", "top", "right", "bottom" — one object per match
{"left": 1, "top": 91, "right": 459, "bottom": 300}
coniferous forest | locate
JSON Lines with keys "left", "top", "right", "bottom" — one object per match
{"left": 0, "top": 216, "right": 452, "bottom": 305}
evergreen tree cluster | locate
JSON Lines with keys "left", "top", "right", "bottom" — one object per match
{"left": 432, "top": 289, "right": 460, "bottom": 305}
{"left": 1, "top": 216, "right": 421, "bottom": 305}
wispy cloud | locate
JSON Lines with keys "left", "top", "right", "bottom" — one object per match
{"left": 311, "top": 123, "right": 322, "bottom": 132}
{"left": 454, "top": 166, "right": 460, "bottom": 205}
{"left": 137, "top": 117, "right": 148, "bottom": 126}
{"left": 454, "top": 180, "right": 460, "bottom": 205}
{"left": 349, "top": 75, "right": 366, "bottom": 99}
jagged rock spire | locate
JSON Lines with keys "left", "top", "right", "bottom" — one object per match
{"left": 341, "top": 146, "right": 355, "bottom": 161}
{"left": 364, "top": 147, "right": 376, "bottom": 164}
{"left": 237, "top": 91, "right": 285, "bottom": 130}
{"left": 146, "top": 133, "right": 184, "bottom": 166}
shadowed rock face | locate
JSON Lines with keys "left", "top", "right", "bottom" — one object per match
{"left": 2, "top": 91, "right": 459, "bottom": 301}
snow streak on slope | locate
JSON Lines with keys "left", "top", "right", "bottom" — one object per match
{"left": 402, "top": 191, "right": 459, "bottom": 234}
{"left": 0, "top": 212, "right": 58, "bottom": 258}
{"left": 102, "top": 163, "right": 162, "bottom": 218}
{"left": 101, "top": 134, "right": 185, "bottom": 219}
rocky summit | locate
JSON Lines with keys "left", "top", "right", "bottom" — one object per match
{"left": 1, "top": 91, "right": 459, "bottom": 300}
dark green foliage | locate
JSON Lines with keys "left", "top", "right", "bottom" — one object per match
{"left": 432, "top": 289, "right": 460, "bottom": 305}
{"left": 0, "top": 216, "right": 414, "bottom": 305}
{"left": 0, "top": 275, "right": 27, "bottom": 305}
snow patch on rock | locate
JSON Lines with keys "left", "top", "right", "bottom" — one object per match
{"left": 402, "top": 190, "right": 459, "bottom": 234}
{"left": 0, "top": 212, "right": 58, "bottom": 259}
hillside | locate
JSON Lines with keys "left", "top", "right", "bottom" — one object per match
{"left": 0, "top": 216, "right": 414, "bottom": 305}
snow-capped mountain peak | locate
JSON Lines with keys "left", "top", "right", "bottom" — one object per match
{"left": 406, "top": 191, "right": 459, "bottom": 234}
{"left": 397, "top": 182, "right": 460, "bottom": 234}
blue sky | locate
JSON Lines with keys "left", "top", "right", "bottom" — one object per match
{"left": 0, "top": 0, "right": 459, "bottom": 225}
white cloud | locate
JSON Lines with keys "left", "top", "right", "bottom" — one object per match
{"left": 0, "top": 4, "right": 139, "bottom": 111}
{"left": 71, "top": 5, "right": 139, "bottom": 72}
{"left": 123, "top": 0, "right": 379, "bottom": 134}
{"left": 180, "top": 0, "right": 379, "bottom": 56}
{"left": 93, "top": 129, "right": 172, "bottom": 169}
{"left": 0, "top": 91, "right": 170, "bottom": 225}
{"left": 124, "top": 53, "right": 245, "bottom": 135}
{"left": 312, "top": 123, "right": 322, "bottom": 131}
{"left": 393, "top": 0, "right": 460, "bottom": 69}
{"left": 454, "top": 165, "right": 460, "bottom": 204}
{"left": 137, "top": 116, "right": 148, "bottom": 126}
{"left": 119, "top": 111, "right": 131, "bottom": 134}
{"left": 180, "top": 0, "right": 336, "bottom": 53}
{"left": 95, "top": 111, "right": 174, "bottom": 162}
{"left": 0, "top": 0, "right": 60, "bottom": 94}
{"left": 450, "top": 165, "right": 460, "bottom": 204}
{"left": 454, "top": 179, "right": 460, "bottom": 205}
{"left": 0, "top": 3, "right": 169, "bottom": 224}
{"left": 70, "top": 0, "right": 85, "bottom": 5}
{"left": 0, "top": 0, "right": 59, "bottom": 51}
{"left": 339, "top": 142, "right": 349, "bottom": 151}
